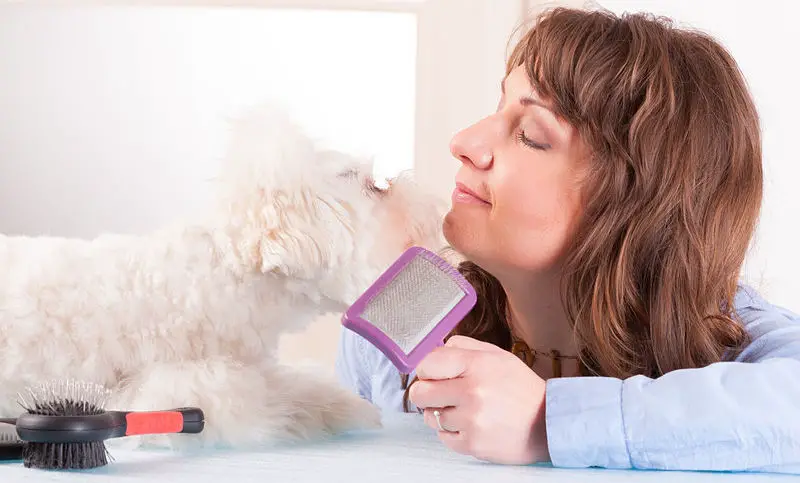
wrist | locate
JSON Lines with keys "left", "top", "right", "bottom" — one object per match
{"left": 527, "top": 376, "right": 551, "bottom": 464}
{"left": 540, "top": 381, "right": 551, "bottom": 462}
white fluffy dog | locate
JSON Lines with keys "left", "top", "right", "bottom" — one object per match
{"left": 0, "top": 105, "right": 445, "bottom": 449}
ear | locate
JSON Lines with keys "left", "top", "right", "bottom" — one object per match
{"left": 220, "top": 168, "right": 356, "bottom": 278}
{"left": 214, "top": 102, "right": 352, "bottom": 277}
{"left": 257, "top": 187, "right": 354, "bottom": 279}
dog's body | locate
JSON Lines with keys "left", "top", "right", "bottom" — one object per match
{"left": 0, "top": 106, "right": 445, "bottom": 449}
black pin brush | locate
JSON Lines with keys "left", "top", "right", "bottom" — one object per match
{"left": 10, "top": 379, "right": 204, "bottom": 470}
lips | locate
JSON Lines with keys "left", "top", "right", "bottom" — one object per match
{"left": 453, "top": 182, "right": 491, "bottom": 205}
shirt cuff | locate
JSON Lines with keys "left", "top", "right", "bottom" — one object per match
{"left": 545, "top": 376, "right": 633, "bottom": 469}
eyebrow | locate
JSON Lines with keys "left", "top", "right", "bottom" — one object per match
{"left": 519, "top": 96, "right": 552, "bottom": 111}
{"left": 501, "top": 78, "right": 554, "bottom": 113}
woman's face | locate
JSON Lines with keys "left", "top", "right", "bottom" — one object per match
{"left": 443, "top": 65, "right": 587, "bottom": 277}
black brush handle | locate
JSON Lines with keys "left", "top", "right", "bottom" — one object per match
{"left": 15, "top": 407, "right": 204, "bottom": 443}
{"left": 0, "top": 419, "right": 22, "bottom": 461}
{"left": 0, "top": 441, "right": 23, "bottom": 461}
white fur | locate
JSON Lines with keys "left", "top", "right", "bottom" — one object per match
{"left": 0, "top": 105, "right": 445, "bottom": 450}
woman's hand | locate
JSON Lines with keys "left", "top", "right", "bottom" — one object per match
{"left": 409, "top": 335, "right": 549, "bottom": 465}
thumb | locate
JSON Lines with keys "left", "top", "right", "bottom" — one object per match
{"left": 445, "top": 335, "right": 507, "bottom": 353}
{"left": 415, "top": 346, "right": 473, "bottom": 380}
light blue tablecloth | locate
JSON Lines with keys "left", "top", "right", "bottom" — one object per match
{"left": 1, "top": 413, "right": 795, "bottom": 482}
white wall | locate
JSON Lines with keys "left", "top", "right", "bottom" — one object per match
{"left": 0, "top": 5, "right": 417, "bottom": 237}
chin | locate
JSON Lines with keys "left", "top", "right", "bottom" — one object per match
{"left": 442, "top": 208, "right": 478, "bottom": 261}
{"left": 442, "top": 208, "right": 460, "bottom": 244}
{"left": 443, "top": 208, "right": 548, "bottom": 276}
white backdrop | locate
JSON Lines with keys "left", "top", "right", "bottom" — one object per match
{"left": 0, "top": 5, "right": 418, "bottom": 237}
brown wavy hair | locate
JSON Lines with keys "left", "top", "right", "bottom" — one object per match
{"left": 401, "top": 6, "right": 762, "bottom": 411}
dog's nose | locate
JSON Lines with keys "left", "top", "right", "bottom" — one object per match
{"left": 365, "top": 175, "right": 389, "bottom": 195}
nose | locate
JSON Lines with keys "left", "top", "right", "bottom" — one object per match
{"left": 449, "top": 116, "right": 496, "bottom": 170}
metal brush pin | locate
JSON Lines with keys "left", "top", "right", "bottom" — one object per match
{"left": 342, "top": 246, "right": 477, "bottom": 373}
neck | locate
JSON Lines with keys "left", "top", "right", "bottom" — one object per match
{"left": 497, "top": 269, "right": 576, "bottom": 357}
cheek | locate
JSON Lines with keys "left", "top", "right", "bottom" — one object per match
{"left": 492, "top": 168, "right": 582, "bottom": 268}
{"left": 496, "top": 165, "right": 574, "bottom": 227}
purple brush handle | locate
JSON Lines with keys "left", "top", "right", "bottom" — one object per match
{"left": 341, "top": 246, "right": 477, "bottom": 373}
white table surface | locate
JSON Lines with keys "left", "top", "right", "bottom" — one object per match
{"left": 1, "top": 413, "right": 797, "bottom": 482}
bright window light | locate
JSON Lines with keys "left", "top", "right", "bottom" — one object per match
{"left": 0, "top": 5, "right": 417, "bottom": 235}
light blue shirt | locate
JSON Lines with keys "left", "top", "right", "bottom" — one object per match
{"left": 335, "top": 284, "right": 800, "bottom": 473}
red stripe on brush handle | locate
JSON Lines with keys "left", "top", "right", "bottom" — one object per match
{"left": 125, "top": 411, "right": 184, "bottom": 436}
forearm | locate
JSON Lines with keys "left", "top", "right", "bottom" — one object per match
{"left": 545, "top": 357, "right": 800, "bottom": 473}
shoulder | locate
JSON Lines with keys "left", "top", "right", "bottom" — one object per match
{"left": 335, "top": 326, "right": 412, "bottom": 413}
{"left": 733, "top": 283, "right": 800, "bottom": 362}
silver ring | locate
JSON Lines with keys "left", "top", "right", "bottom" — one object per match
{"left": 433, "top": 409, "right": 445, "bottom": 432}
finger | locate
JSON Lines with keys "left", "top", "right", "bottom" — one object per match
{"left": 415, "top": 346, "right": 474, "bottom": 380}
{"left": 445, "top": 335, "right": 506, "bottom": 353}
{"left": 409, "top": 377, "right": 466, "bottom": 409}
{"left": 438, "top": 427, "right": 472, "bottom": 456}
{"left": 422, "top": 406, "right": 469, "bottom": 434}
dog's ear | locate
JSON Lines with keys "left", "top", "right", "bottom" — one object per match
{"left": 256, "top": 186, "right": 354, "bottom": 279}
{"left": 214, "top": 103, "right": 353, "bottom": 278}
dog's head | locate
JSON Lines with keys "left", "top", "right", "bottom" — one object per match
{"left": 215, "top": 104, "right": 446, "bottom": 308}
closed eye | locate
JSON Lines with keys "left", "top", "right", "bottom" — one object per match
{"left": 337, "top": 168, "right": 359, "bottom": 179}
{"left": 516, "top": 131, "right": 551, "bottom": 150}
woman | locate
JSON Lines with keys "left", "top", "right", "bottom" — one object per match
{"left": 335, "top": 6, "right": 800, "bottom": 473}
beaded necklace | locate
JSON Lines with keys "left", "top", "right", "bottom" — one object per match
{"left": 509, "top": 334, "right": 582, "bottom": 377}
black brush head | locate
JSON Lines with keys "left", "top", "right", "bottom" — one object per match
{"left": 17, "top": 379, "right": 113, "bottom": 470}
{"left": 21, "top": 440, "right": 108, "bottom": 470}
